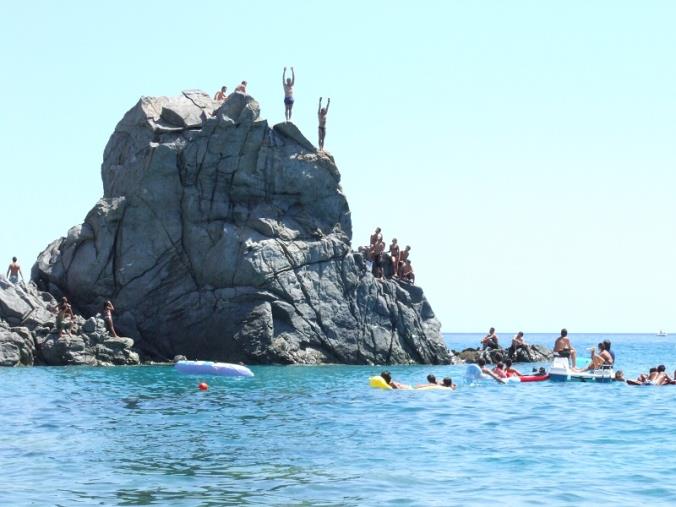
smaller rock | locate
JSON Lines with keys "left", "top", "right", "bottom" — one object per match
{"left": 454, "top": 344, "right": 553, "bottom": 364}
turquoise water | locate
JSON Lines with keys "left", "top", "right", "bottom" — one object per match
{"left": 2, "top": 333, "right": 676, "bottom": 506}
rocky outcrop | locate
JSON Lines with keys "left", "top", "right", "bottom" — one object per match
{"left": 0, "top": 278, "right": 139, "bottom": 366}
{"left": 31, "top": 90, "right": 453, "bottom": 365}
{"left": 455, "top": 344, "right": 553, "bottom": 365}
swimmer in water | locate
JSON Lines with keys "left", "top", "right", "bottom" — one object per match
{"left": 380, "top": 370, "right": 411, "bottom": 390}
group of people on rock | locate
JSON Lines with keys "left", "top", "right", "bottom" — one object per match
{"left": 362, "top": 227, "right": 414, "bottom": 282}
{"left": 53, "top": 297, "right": 119, "bottom": 338}
{"left": 213, "top": 67, "right": 332, "bottom": 151}
{"left": 5, "top": 256, "right": 119, "bottom": 339}
{"left": 480, "top": 328, "right": 529, "bottom": 359}
{"left": 380, "top": 371, "right": 456, "bottom": 390}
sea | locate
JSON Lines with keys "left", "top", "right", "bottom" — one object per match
{"left": 1, "top": 332, "right": 676, "bottom": 506}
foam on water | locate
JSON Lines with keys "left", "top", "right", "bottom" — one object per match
{"left": 1, "top": 333, "right": 676, "bottom": 506}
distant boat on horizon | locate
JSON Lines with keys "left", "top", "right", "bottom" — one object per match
{"left": 657, "top": 330, "right": 668, "bottom": 336}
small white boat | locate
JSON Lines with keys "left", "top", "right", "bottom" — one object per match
{"left": 657, "top": 330, "right": 668, "bottom": 337}
{"left": 548, "top": 356, "right": 613, "bottom": 383}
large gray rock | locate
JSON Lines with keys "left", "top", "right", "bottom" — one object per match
{"left": 0, "top": 278, "right": 139, "bottom": 366}
{"left": 455, "top": 344, "right": 553, "bottom": 365}
{"left": 32, "top": 91, "right": 453, "bottom": 365}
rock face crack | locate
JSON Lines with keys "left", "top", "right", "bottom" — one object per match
{"left": 29, "top": 91, "right": 453, "bottom": 365}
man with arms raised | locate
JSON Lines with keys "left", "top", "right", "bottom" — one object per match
{"left": 553, "top": 328, "right": 577, "bottom": 368}
{"left": 282, "top": 66, "right": 295, "bottom": 122}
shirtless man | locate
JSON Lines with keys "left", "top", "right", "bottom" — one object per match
{"left": 553, "top": 328, "right": 577, "bottom": 368}
{"left": 6, "top": 257, "right": 24, "bottom": 284}
{"left": 56, "top": 297, "right": 75, "bottom": 337}
{"left": 399, "top": 245, "right": 411, "bottom": 264}
{"left": 387, "top": 238, "right": 400, "bottom": 278}
{"left": 103, "top": 300, "right": 119, "bottom": 337}
{"left": 508, "top": 331, "right": 528, "bottom": 358}
{"left": 400, "top": 259, "right": 415, "bottom": 283}
{"left": 214, "top": 86, "right": 227, "bottom": 101}
{"left": 372, "top": 239, "right": 386, "bottom": 278}
{"left": 481, "top": 327, "right": 499, "bottom": 350}
{"left": 318, "top": 97, "right": 330, "bottom": 151}
{"left": 282, "top": 67, "right": 295, "bottom": 122}
{"left": 235, "top": 81, "right": 247, "bottom": 94}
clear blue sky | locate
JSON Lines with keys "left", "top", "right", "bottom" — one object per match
{"left": 2, "top": 1, "right": 675, "bottom": 333}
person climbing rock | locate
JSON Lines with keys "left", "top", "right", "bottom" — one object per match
{"left": 6, "top": 257, "right": 24, "bottom": 285}
{"left": 318, "top": 97, "right": 330, "bottom": 150}
{"left": 282, "top": 67, "right": 295, "bottom": 122}
{"left": 214, "top": 86, "right": 228, "bottom": 101}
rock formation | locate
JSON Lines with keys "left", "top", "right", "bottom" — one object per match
{"left": 0, "top": 279, "right": 139, "bottom": 366}
{"left": 454, "top": 344, "right": 553, "bottom": 365}
{"left": 29, "top": 90, "right": 453, "bottom": 365}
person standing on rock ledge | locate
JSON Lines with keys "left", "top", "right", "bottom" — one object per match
{"left": 6, "top": 257, "right": 24, "bottom": 285}
{"left": 282, "top": 67, "right": 295, "bottom": 122}
{"left": 214, "top": 86, "right": 228, "bottom": 102}
{"left": 318, "top": 97, "right": 330, "bottom": 150}
{"left": 103, "top": 300, "right": 119, "bottom": 337}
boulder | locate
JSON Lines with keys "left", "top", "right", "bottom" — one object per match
{"left": 454, "top": 344, "right": 553, "bottom": 364}
{"left": 31, "top": 90, "right": 454, "bottom": 365}
{"left": 0, "top": 323, "right": 35, "bottom": 366}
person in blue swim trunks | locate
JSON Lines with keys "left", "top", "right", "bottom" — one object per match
{"left": 282, "top": 66, "right": 295, "bottom": 122}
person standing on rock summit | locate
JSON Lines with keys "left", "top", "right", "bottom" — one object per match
{"left": 282, "top": 67, "right": 295, "bottom": 122}
{"left": 6, "top": 257, "right": 24, "bottom": 285}
{"left": 318, "top": 97, "right": 330, "bottom": 150}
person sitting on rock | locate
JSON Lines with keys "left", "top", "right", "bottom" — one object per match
{"left": 481, "top": 327, "right": 499, "bottom": 350}
{"left": 214, "top": 86, "right": 228, "bottom": 102}
{"left": 56, "top": 297, "right": 75, "bottom": 337}
{"left": 399, "top": 245, "right": 411, "bottom": 263}
{"left": 6, "top": 256, "right": 24, "bottom": 285}
{"left": 508, "top": 331, "right": 528, "bottom": 358}
{"left": 380, "top": 370, "right": 411, "bottom": 389}
{"left": 553, "top": 328, "right": 577, "bottom": 368}
{"left": 476, "top": 358, "right": 506, "bottom": 384}
{"left": 400, "top": 259, "right": 415, "bottom": 283}
{"left": 387, "top": 238, "right": 400, "bottom": 278}
{"left": 103, "top": 300, "right": 119, "bottom": 338}
{"left": 442, "top": 377, "right": 457, "bottom": 390}
{"left": 318, "top": 97, "right": 330, "bottom": 151}
{"left": 416, "top": 374, "right": 441, "bottom": 388}
{"left": 235, "top": 81, "right": 248, "bottom": 94}
{"left": 504, "top": 359, "right": 523, "bottom": 377}
{"left": 282, "top": 66, "right": 295, "bottom": 122}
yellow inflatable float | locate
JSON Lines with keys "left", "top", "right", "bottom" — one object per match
{"left": 368, "top": 376, "right": 392, "bottom": 389}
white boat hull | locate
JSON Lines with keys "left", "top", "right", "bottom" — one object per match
{"left": 548, "top": 357, "right": 613, "bottom": 383}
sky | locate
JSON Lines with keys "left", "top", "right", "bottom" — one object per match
{"left": 1, "top": 1, "right": 675, "bottom": 333}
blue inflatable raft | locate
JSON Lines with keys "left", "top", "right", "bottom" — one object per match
{"left": 174, "top": 360, "right": 254, "bottom": 377}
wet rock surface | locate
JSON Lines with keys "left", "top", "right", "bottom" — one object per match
{"left": 30, "top": 90, "right": 453, "bottom": 365}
